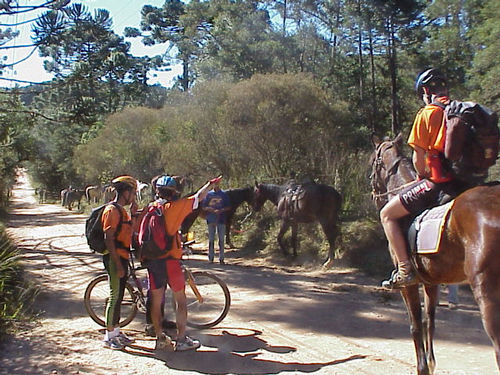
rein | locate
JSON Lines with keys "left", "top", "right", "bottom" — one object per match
{"left": 370, "top": 140, "right": 414, "bottom": 202}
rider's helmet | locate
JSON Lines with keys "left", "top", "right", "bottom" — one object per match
{"left": 155, "top": 175, "right": 180, "bottom": 200}
{"left": 155, "top": 175, "right": 178, "bottom": 190}
{"left": 111, "top": 175, "right": 137, "bottom": 192}
{"left": 415, "top": 68, "right": 447, "bottom": 96}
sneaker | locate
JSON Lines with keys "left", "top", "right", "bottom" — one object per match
{"left": 155, "top": 333, "right": 174, "bottom": 351}
{"left": 381, "top": 268, "right": 417, "bottom": 289}
{"left": 175, "top": 336, "right": 201, "bottom": 352}
{"left": 219, "top": 259, "right": 225, "bottom": 265}
{"left": 103, "top": 337, "right": 125, "bottom": 350}
{"left": 117, "top": 332, "right": 135, "bottom": 346}
{"left": 145, "top": 324, "right": 155, "bottom": 337}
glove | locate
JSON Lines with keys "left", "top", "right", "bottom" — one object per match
{"left": 210, "top": 175, "right": 222, "bottom": 184}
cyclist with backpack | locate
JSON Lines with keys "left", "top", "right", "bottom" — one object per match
{"left": 142, "top": 174, "right": 221, "bottom": 351}
{"left": 101, "top": 175, "right": 139, "bottom": 349}
{"left": 379, "top": 68, "right": 460, "bottom": 289}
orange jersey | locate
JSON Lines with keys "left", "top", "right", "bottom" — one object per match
{"left": 102, "top": 204, "right": 132, "bottom": 259}
{"left": 159, "top": 195, "right": 197, "bottom": 259}
{"left": 407, "top": 96, "right": 452, "bottom": 183}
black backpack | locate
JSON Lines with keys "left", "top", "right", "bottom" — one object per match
{"left": 434, "top": 100, "right": 499, "bottom": 182}
{"left": 85, "top": 202, "right": 124, "bottom": 253}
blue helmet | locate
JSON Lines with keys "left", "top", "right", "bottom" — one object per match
{"left": 156, "top": 175, "right": 177, "bottom": 189}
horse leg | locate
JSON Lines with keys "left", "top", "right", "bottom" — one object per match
{"left": 469, "top": 273, "right": 500, "bottom": 369}
{"left": 277, "top": 220, "right": 290, "bottom": 256}
{"left": 320, "top": 217, "right": 339, "bottom": 268}
{"left": 291, "top": 222, "right": 298, "bottom": 257}
{"left": 423, "top": 284, "right": 439, "bottom": 374}
{"left": 400, "top": 285, "right": 430, "bottom": 375}
{"left": 225, "top": 211, "right": 235, "bottom": 248}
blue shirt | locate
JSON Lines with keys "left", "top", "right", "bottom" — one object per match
{"left": 202, "top": 190, "right": 230, "bottom": 224}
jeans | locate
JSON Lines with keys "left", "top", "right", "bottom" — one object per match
{"left": 208, "top": 223, "right": 225, "bottom": 261}
{"left": 447, "top": 284, "right": 459, "bottom": 304}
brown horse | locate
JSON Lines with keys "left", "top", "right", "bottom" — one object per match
{"left": 370, "top": 134, "right": 500, "bottom": 375}
{"left": 253, "top": 181, "right": 341, "bottom": 266}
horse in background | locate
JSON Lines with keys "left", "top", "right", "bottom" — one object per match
{"left": 103, "top": 185, "right": 115, "bottom": 203}
{"left": 180, "top": 186, "right": 254, "bottom": 248}
{"left": 65, "top": 189, "right": 85, "bottom": 211}
{"left": 85, "top": 185, "right": 102, "bottom": 204}
{"left": 136, "top": 181, "right": 149, "bottom": 202}
{"left": 370, "top": 134, "right": 500, "bottom": 374}
{"left": 253, "top": 181, "right": 341, "bottom": 266}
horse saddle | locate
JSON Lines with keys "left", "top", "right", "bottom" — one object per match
{"left": 408, "top": 200, "right": 454, "bottom": 255}
{"left": 280, "top": 185, "right": 306, "bottom": 218}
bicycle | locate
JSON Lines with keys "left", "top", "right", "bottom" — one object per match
{"left": 83, "top": 241, "right": 231, "bottom": 329}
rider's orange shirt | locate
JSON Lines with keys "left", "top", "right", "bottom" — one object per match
{"left": 407, "top": 96, "right": 452, "bottom": 183}
{"left": 101, "top": 204, "right": 132, "bottom": 259}
{"left": 160, "top": 195, "right": 197, "bottom": 260}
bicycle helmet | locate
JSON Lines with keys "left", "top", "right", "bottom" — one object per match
{"left": 415, "top": 68, "right": 447, "bottom": 96}
{"left": 155, "top": 175, "right": 178, "bottom": 190}
{"left": 111, "top": 175, "right": 137, "bottom": 191}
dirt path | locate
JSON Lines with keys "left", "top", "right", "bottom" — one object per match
{"left": 0, "top": 172, "right": 497, "bottom": 375}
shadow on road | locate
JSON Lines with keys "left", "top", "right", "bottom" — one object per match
{"left": 125, "top": 328, "right": 366, "bottom": 374}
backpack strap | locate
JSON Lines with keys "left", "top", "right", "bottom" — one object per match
{"left": 431, "top": 100, "right": 446, "bottom": 110}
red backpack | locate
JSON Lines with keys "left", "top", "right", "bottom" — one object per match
{"left": 137, "top": 203, "right": 173, "bottom": 260}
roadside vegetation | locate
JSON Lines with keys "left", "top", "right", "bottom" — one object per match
{"left": 0, "top": 227, "right": 39, "bottom": 339}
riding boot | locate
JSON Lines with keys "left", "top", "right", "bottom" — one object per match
{"left": 382, "top": 261, "right": 417, "bottom": 289}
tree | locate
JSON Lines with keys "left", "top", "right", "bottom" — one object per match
{"left": 467, "top": 0, "right": 500, "bottom": 111}
{"left": 0, "top": 0, "right": 70, "bottom": 82}
{"left": 125, "top": 0, "right": 210, "bottom": 91}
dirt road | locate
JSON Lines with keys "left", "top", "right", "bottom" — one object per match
{"left": 0, "top": 173, "right": 497, "bottom": 375}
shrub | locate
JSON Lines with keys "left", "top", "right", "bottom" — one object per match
{"left": 0, "top": 228, "right": 38, "bottom": 339}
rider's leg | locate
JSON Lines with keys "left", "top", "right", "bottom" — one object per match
{"left": 150, "top": 287, "right": 166, "bottom": 337}
{"left": 167, "top": 260, "right": 200, "bottom": 350}
{"left": 172, "top": 289, "right": 188, "bottom": 339}
{"left": 380, "top": 195, "right": 415, "bottom": 287}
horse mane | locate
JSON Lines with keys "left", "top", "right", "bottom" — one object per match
{"left": 258, "top": 183, "right": 286, "bottom": 205}
{"left": 224, "top": 186, "right": 253, "bottom": 205}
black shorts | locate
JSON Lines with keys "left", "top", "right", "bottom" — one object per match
{"left": 398, "top": 179, "right": 443, "bottom": 214}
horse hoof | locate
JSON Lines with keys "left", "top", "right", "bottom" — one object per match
{"left": 323, "top": 259, "right": 334, "bottom": 269}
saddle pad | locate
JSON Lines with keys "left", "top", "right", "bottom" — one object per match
{"left": 414, "top": 200, "right": 454, "bottom": 254}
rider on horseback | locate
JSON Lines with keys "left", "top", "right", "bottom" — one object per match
{"left": 380, "top": 68, "right": 458, "bottom": 289}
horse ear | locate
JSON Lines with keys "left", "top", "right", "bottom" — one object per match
{"left": 394, "top": 133, "right": 403, "bottom": 145}
{"left": 371, "top": 133, "right": 382, "bottom": 148}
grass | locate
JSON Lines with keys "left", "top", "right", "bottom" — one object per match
{"left": 0, "top": 226, "right": 39, "bottom": 339}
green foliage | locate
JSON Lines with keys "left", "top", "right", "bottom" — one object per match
{"left": 338, "top": 218, "right": 392, "bottom": 277}
{"left": 467, "top": 0, "right": 500, "bottom": 111}
{"left": 0, "top": 228, "right": 39, "bottom": 338}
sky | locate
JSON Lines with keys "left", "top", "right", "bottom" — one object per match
{"left": 0, "top": 0, "right": 182, "bottom": 88}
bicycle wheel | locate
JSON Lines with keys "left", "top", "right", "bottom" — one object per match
{"left": 83, "top": 275, "right": 138, "bottom": 328}
{"left": 172, "top": 271, "right": 231, "bottom": 329}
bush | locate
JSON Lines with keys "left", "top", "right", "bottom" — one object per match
{"left": 337, "top": 218, "right": 392, "bottom": 277}
{"left": 0, "top": 228, "right": 38, "bottom": 339}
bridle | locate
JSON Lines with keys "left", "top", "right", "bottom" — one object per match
{"left": 370, "top": 140, "right": 407, "bottom": 204}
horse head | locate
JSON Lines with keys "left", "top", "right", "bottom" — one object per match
{"left": 370, "top": 133, "right": 416, "bottom": 210}
{"left": 253, "top": 182, "right": 267, "bottom": 211}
